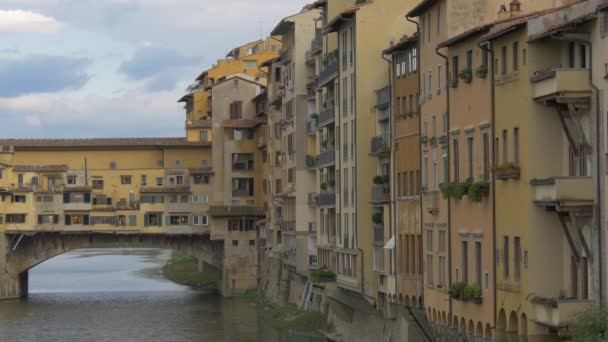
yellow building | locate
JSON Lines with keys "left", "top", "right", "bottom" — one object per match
{"left": 480, "top": 1, "right": 606, "bottom": 340}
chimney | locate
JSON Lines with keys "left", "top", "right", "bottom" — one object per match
{"left": 497, "top": 4, "right": 509, "bottom": 19}
{"left": 509, "top": 0, "right": 522, "bottom": 17}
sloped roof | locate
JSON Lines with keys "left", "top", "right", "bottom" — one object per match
{"left": 0, "top": 138, "right": 212, "bottom": 149}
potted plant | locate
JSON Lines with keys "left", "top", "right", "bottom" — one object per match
{"left": 381, "top": 175, "right": 390, "bottom": 185}
{"left": 468, "top": 179, "right": 490, "bottom": 202}
{"left": 310, "top": 268, "right": 336, "bottom": 283}
{"left": 440, "top": 182, "right": 454, "bottom": 200}
{"left": 464, "top": 283, "right": 482, "bottom": 303}
{"left": 449, "top": 79, "right": 458, "bottom": 88}
{"left": 310, "top": 113, "right": 319, "bottom": 120}
{"left": 475, "top": 65, "right": 488, "bottom": 78}
{"left": 373, "top": 176, "right": 384, "bottom": 185}
{"left": 328, "top": 179, "right": 336, "bottom": 188}
{"left": 448, "top": 282, "right": 467, "bottom": 300}
{"left": 372, "top": 212, "right": 383, "bottom": 225}
{"left": 458, "top": 68, "right": 473, "bottom": 83}
{"left": 320, "top": 182, "right": 328, "bottom": 191}
{"left": 494, "top": 163, "right": 521, "bottom": 180}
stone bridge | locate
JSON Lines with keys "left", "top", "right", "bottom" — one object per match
{"left": 0, "top": 231, "right": 225, "bottom": 300}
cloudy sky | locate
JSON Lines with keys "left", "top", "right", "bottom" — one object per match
{"left": 0, "top": 0, "right": 310, "bottom": 138}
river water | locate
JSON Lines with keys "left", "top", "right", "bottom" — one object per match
{"left": 0, "top": 248, "right": 322, "bottom": 342}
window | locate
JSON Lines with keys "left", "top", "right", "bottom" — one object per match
{"left": 67, "top": 176, "right": 77, "bottom": 185}
{"left": 121, "top": 176, "right": 132, "bottom": 185}
{"left": 514, "top": 237, "right": 521, "bottom": 282}
{"left": 481, "top": 48, "right": 488, "bottom": 68}
{"left": 451, "top": 56, "right": 459, "bottom": 86}
{"left": 92, "top": 197, "right": 112, "bottom": 206}
{"left": 436, "top": 5, "right": 441, "bottom": 35}
{"left": 229, "top": 101, "right": 243, "bottom": 119}
{"left": 140, "top": 195, "right": 164, "bottom": 204}
{"left": 232, "top": 178, "right": 254, "bottom": 196}
{"left": 513, "top": 127, "right": 519, "bottom": 165}
{"left": 453, "top": 136, "right": 460, "bottom": 182}
{"left": 503, "top": 236, "right": 510, "bottom": 279}
{"left": 169, "top": 215, "right": 189, "bottom": 225}
{"left": 38, "top": 214, "right": 59, "bottom": 225}
{"left": 175, "top": 160, "right": 181, "bottom": 167}
{"left": 192, "top": 195, "right": 208, "bottom": 204}
{"left": 483, "top": 131, "right": 490, "bottom": 181}
{"left": 228, "top": 219, "right": 255, "bottom": 231}
{"left": 475, "top": 241, "right": 482, "bottom": 287}
{"left": 580, "top": 44, "right": 587, "bottom": 69}
{"left": 156, "top": 177, "right": 163, "bottom": 186}
{"left": 341, "top": 30, "right": 347, "bottom": 69}
{"left": 192, "top": 215, "right": 208, "bottom": 225}
{"left": 411, "top": 48, "right": 417, "bottom": 72}
{"left": 502, "top": 130, "right": 508, "bottom": 163}
{"left": 144, "top": 213, "right": 163, "bottom": 227}
{"left": 461, "top": 240, "right": 468, "bottom": 283}
{"left": 193, "top": 174, "right": 210, "bottom": 184}
{"left": 200, "top": 131, "right": 209, "bottom": 143}
{"left": 501, "top": 46, "right": 507, "bottom": 75}
{"left": 92, "top": 180, "right": 104, "bottom": 189}
{"left": 274, "top": 67, "right": 281, "bottom": 82}
{"left": 232, "top": 153, "right": 254, "bottom": 171}
{"left": 7, "top": 214, "right": 26, "bottom": 224}
{"left": 569, "top": 42, "right": 576, "bottom": 68}
{"left": 466, "top": 50, "right": 473, "bottom": 71}
{"left": 90, "top": 216, "right": 115, "bottom": 225}
{"left": 36, "top": 195, "right": 54, "bottom": 203}
{"left": 342, "top": 78, "right": 347, "bottom": 115}
{"left": 467, "top": 135, "right": 474, "bottom": 179}
{"left": 141, "top": 175, "right": 147, "bottom": 186}
{"left": 439, "top": 229, "right": 446, "bottom": 287}
{"left": 232, "top": 240, "right": 239, "bottom": 246}
{"left": 426, "top": 228, "right": 434, "bottom": 285}
{"left": 442, "top": 148, "right": 448, "bottom": 184}
{"left": 437, "top": 65, "right": 442, "bottom": 92}
{"left": 233, "top": 128, "right": 254, "bottom": 141}
{"left": 350, "top": 25, "right": 354, "bottom": 65}
{"left": 129, "top": 215, "right": 137, "bottom": 226}
{"left": 65, "top": 214, "right": 89, "bottom": 226}
{"left": 12, "top": 195, "right": 26, "bottom": 203}
{"left": 0, "top": 168, "right": 3, "bottom": 179}
{"left": 512, "top": 41, "right": 519, "bottom": 71}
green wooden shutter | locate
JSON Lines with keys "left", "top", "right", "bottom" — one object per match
{"left": 37, "top": 215, "right": 43, "bottom": 225}
{"left": 83, "top": 215, "right": 90, "bottom": 225}
{"left": 144, "top": 214, "right": 149, "bottom": 227}
{"left": 63, "top": 193, "right": 70, "bottom": 203}
{"left": 65, "top": 215, "right": 72, "bottom": 225}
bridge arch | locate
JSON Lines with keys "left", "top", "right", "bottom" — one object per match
{"left": 0, "top": 232, "right": 226, "bottom": 299}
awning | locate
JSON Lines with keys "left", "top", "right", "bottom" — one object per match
{"left": 384, "top": 236, "right": 395, "bottom": 250}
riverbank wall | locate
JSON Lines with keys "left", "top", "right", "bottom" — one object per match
{"left": 258, "top": 252, "right": 431, "bottom": 342}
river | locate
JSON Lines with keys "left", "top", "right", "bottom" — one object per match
{"left": 0, "top": 248, "right": 322, "bottom": 342}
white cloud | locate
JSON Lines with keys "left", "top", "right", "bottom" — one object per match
{"left": 0, "top": 10, "right": 62, "bottom": 34}
{"left": 24, "top": 115, "right": 42, "bottom": 126}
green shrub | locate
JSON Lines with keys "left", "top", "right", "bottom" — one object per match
{"left": 568, "top": 308, "right": 608, "bottom": 341}
{"left": 310, "top": 268, "right": 336, "bottom": 283}
{"left": 328, "top": 179, "right": 336, "bottom": 188}
{"left": 440, "top": 182, "right": 454, "bottom": 199}
{"left": 458, "top": 68, "right": 473, "bottom": 82}
{"left": 468, "top": 179, "right": 490, "bottom": 202}
{"left": 448, "top": 282, "right": 467, "bottom": 299}
{"left": 320, "top": 182, "right": 328, "bottom": 191}
{"left": 381, "top": 175, "right": 390, "bottom": 184}
{"left": 373, "top": 176, "right": 384, "bottom": 185}
{"left": 463, "top": 283, "right": 481, "bottom": 299}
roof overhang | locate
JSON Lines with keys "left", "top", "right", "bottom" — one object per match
{"left": 271, "top": 19, "right": 294, "bottom": 36}
{"left": 437, "top": 25, "right": 491, "bottom": 48}
{"left": 177, "top": 93, "right": 193, "bottom": 103}
{"left": 406, "top": 0, "right": 437, "bottom": 18}
{"left": 383, "top": 35, "right": 418, "bottom": 54}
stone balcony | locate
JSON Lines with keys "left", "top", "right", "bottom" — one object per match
{"left": 319, "top": 56, "right": 338, "bottom": 87}
{"left": 531, "top": 298, "right": 594, "bottom": 328}
{"left": 531, "top": 176, "right": 592, "bottom": 209}
{"left": 531, "top": 69, "right": 591, "bottom": 101}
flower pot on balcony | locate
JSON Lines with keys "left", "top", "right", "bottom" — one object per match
{"left": 459, "top": 68, "right": 473, "bottom": 83}
{"left": 494, "top": 164, "right": 521, "bottom": 180}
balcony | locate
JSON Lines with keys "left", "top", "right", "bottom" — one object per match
{"left": 531, "top": 298, "right": 594, "bottom": 328}
{"left": 531, "top": 177, "right": 592, "bottom": 209}
{"left": 318, "top": 191, "right": 336, "bottom": 207}
{"left": 306, "top": 118, "right": 318, "bottom": 134}
{"left": 371, "top": 185, "right": 390, "bottom": 204}
{"left": 232, "top": 189, "right": 253, "bottom": 197}
{"left": 531, "top": 69, "right": 591, "bottom": 102}
{"left": 319, "top": 53, "right": 338, "bottom": 87}
{"left": 310, "top": 33, "right": 322, "bottom": 54}
{"left": 370, "top": 134, "right": 391, "bottom": 156}
{"left": 376, "top": 86, "right": 390, "bottom": 109}
{"left": 377, "top": 108, "right": 389, "bottom": 122}
{"left": 280, "top": 221, "right": 296, "bottom": 233}
{"left": 318, "top": 148, "right": 335, "bottom": 168}
{"left": 423, "top": 190, "right": 440, "bottom": 214}
{"left": 318, "top": 106, "right": 335, "bottom": 128}
{"left": 305, "top": 50, "right": 315, "bottom": 65}
{"left": 308, "top": 192, "right": 319, "bottom": 207}
{"left": 306, "top": 155, "right": 319, "bottom": 169}
{"left": 373, "top": 224, "right": 384, "bottom": 246}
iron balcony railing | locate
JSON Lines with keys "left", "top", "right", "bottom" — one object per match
{"left": 306, "top": 118, "right": 318, "bottom": 134}
{"left": 371, "top": 184, "right": 390, "bottom": 204}
{"left": 376, "top": 86, "right": 390, "bottom": 109}
{"left": 319, "top": 58, "right": 338, "bottom": 87}
{"left": 373, "top": 224, "right": 384, "bottom": 246}
{"left": 319, "top": 148, "right": 335, "bottom": 167}
{"left": 318, "top": 106, "right": 335, "bottom": 128}
{"left": 318, "top": 191, "right": 336, "bottom": 207}
{"left": 310, "top": 32, "right": 322, "bottom": 53}
{"left": 371, "top": 134, "right": 391, "bottom": 155}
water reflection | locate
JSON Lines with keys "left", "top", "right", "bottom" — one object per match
{"left": 0, "top": 249, "right": 322, "bottom": 342}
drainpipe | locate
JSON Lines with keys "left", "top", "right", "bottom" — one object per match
{"left": 479, "top": 40, "right": 497, "bottom": 330}
{"left": 435, "top": 45, "right": 451, "bottom": 323}
{"left": 405, "top": 15, "right": 424, "bottom": 309}
{"left": 550, "top": 33, "right": 603, "bottom": 308}
{"left": 381, "top": 51, "right": 396, "bottom": 289}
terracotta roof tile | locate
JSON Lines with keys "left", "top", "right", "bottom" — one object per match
{"left": 0, "top": 138, "right": 211, "bottom": 149}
